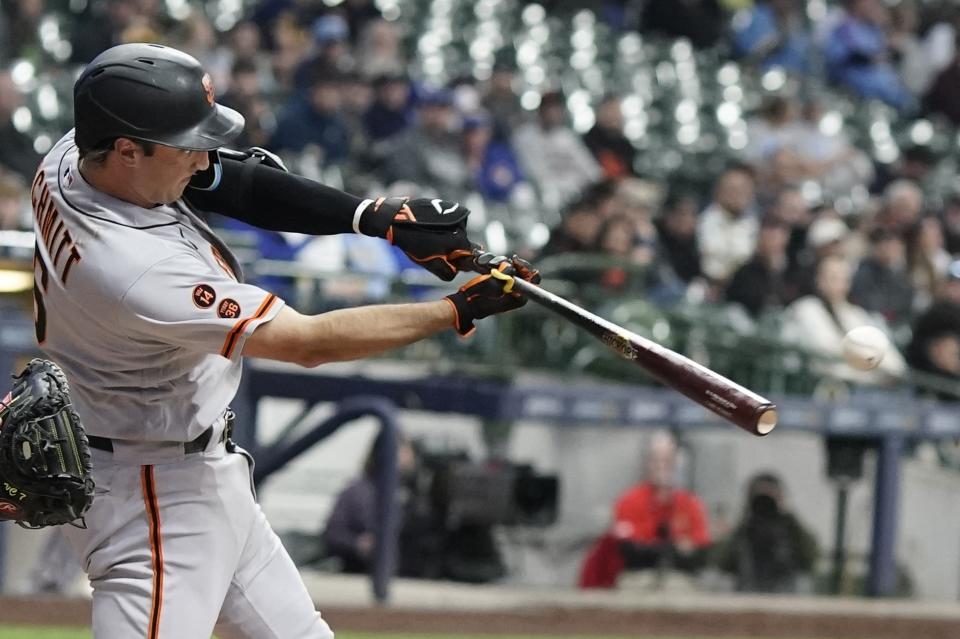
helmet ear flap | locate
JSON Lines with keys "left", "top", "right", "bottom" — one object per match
{"left": 188, "top": 150, "right": 223, "bottom": 191}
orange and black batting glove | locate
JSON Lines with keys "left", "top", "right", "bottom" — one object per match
{"left": 444, "top": 259, "right": 537, "bottom": 337}
{"left": 354, "top": 196, "right": 475, "bottom": 281}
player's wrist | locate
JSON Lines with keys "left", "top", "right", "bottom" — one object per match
{"left": 444, "top": 293, "right": 475, "bottom": 336}
{"left": 355, "top": 196, "right": 407, "bottom": 238}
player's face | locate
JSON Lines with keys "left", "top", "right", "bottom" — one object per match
{"left": 137, "top": 145, "right": 211, "bottom": 205}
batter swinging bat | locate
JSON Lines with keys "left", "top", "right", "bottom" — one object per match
{"left": 471, "top": 252, "right": 778, "bottom": 436}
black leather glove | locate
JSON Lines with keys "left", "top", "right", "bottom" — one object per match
{"left": 357, "top": 196, "right": 475, "bottom": 281}
{"left": 444, "top": 254, "right": 541, "bottom": 336}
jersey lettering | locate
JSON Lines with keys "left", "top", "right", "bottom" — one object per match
{"left": 33, "top": 242, "right": 49, "bottom": 344}
{"left": 31, "top": 171, "right": 81, "bottom": 286}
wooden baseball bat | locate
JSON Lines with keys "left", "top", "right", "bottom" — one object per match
{"left": 471, "top": 254, "right": 777, "bottom": 436}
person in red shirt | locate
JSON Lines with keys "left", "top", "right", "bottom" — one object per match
{"left": 612, "top": 431, "right": 712, "bottom": 573}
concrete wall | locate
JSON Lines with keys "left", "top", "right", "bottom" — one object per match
{"left": 252, "top": 396, "right": 960, "bottom": 601}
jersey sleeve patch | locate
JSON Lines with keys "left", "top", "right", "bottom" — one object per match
{"left": 217, "top": 298, "right": 241, "bottom": 319}
{"left": 192, "top": 284, "right": 216, "bottom": 309}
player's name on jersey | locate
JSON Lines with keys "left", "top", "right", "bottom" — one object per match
{"left": 31, "top": 170, "right": 81, "bottom": 285}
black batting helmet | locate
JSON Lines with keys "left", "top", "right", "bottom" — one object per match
{"left": 73, "top": 43, "right": 244, "bottom": 154}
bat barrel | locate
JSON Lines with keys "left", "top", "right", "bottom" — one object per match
{"left": 471, "top": 253, "right": 778, "bottom": 436}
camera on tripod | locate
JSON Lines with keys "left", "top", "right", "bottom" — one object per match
{"left": 419, "top": 450, "right": 559, "bottom": 528}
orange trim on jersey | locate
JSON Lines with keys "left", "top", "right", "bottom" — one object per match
{"left": 141, "top": 466, "right": 164, "bottom": 639}
{"left": 220, "top": 293, "right": 278, "bottom": 359}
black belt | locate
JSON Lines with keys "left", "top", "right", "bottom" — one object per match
{"left": 88, "top": 426, "right": 214, "bottom": 454}
{"left": 88, "top": 411, "right": 234, "bottom": 454}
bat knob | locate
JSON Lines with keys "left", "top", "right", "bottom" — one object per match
{"left": 472, "top": 251, "right": 510, "bottom": 274}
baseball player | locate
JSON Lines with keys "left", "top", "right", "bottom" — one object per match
{"left": 31, "top": 43, "right": 536, "bottom": 638}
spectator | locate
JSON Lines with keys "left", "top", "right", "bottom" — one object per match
{"left": 907, "top": 262, "right": 960, "bottom": 388}
{"left": 271, "top": 68, "right": 352, "bottom": 164}
{"left": 615, "top": 178, "right": 668, "bottom": 269}
{"left": 379, "top": 88, "right": 472, "bottom": 200}
{"left": 716, "top": 472, "right": 819, "bottom": 593}
{"left": 343, "top": 0, "right": 383, "bottom": 41}
{"left": 270, "top": 12, "right": 310, "bottom": 91}
{"left": 612, "top": 432, "right": 712, "bottom": 574}
{"left": 888, "top": 0, "right": 935, "bottom": 98}
{"left": 823, "top": 0, "right": 913, "bottom": 111}
{"left": 905, "top": 216, "right": 951, "bottom": 312}
{"left": 791, "top": 213, "right": 851, "bottom": 299}
{"left": 224, "top": 21, "right": 276, "bottom": 96}
{"left": 923, "top": 32, "right": 960, "bottom": 126}
{"left": 909, "top": 332, "right": 960, "bottom": 399}
{"left": 322, "top": 432, "right": 419, "bottom": 575}
{"left": 697, "top": 165, "right": 758, "bottom": 285}
{"left": 338, "top": 71, "right": 376, "bottom": 169}
{"left": 641, "top": 0, "right": 724, "bottom": 49}
{"left": 219, "top": 58, "right": 275, "bottom": 148}
{"left": 781, "top": 255, "right": 906, "bottom": 383}
{"left": 172, "top": 11, "right": 230, "bottom": 89}
{"left": 743, "top": 95, "right": 802, "bottom": 167}
{"left": 876, "top": 179, "right": 924, "bottom": 232}
{"left": 768, "top": 187, "right": 812, "bottom": 269}
{"left": 356, "top": 18, "right": 406, "bottom": 78}
{"left": 656, "top": 192, "right": 702, "bottom": 284}
{"left": 942, "top": 194, "right": 960, "bottom": 254}
{"left": 363, "top": 72, "right": 414, "bottom": 142}
{"left": 70, "top": 0, "right": 141, "bottom": 64}
{"left": 583, "top": 95, "right": 636, "bottom": 179}
{"left": 513, "top": 91, "right": 602, "bottom": 212}
{"left": 462, "top": 112, "right": 526, "bottom": 204}
{"left": 538, "top": 196, "right": 605, "bottom": 259}
{"left": 732, "top": 0, "right": 812, "bottom": 73}
{"left": 725, "top": 216, "right": 793, "bottom": 319}
{"left": 850, "top": 228, "right": 914, "bottom": 328}
{"left": 0, "top": 70, "right": 41, "bottom": 182}
{"left": 482, "top": 57, "right": 527, "bottom": 136}
{"left": 4, "top": 0, "right": 44, "bottom": 62}
{"left": 872, "top": 145, "right": 936, "bottom": 196}
{"left": 592, "top": 214, "right": 643, "bottom": 291}
{"left": 293, "top": 13, "right": 354, "bottom": 90}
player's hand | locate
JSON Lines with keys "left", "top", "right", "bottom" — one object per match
{"left": 357, "top": 196, "right": 475, "bottom": 281}
{"left": 444, "top": 258, "right": 538, "bottom": 336}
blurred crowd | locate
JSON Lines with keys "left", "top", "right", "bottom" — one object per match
{"left": 2, "top": 0, "right": 960, "bottom": 393}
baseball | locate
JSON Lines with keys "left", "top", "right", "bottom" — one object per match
{"left": 842, "top": 326, "right": 888, "bottom": 371}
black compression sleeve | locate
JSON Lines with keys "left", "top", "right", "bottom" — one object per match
{"left": 184, "top": 158, "right": 365, "bottom": 235}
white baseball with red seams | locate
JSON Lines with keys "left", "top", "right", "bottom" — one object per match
{"left": 842, "top": 325, "right": 889, "bottom": 371}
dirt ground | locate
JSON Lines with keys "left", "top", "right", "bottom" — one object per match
{"left": 1, "top": 596, "right": 958, "bottom": 638}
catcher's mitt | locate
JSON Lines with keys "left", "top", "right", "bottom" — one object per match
{"left": 0, "top": 359, "right": 94, "bottom": 529}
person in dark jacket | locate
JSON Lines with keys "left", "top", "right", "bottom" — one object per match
{"left": 655, "top": 192, "right": 702, "bottom": 284}
{"left": 583, "top": 95, "right": 636, "bottom": 179}
{"left": 363, "top": 72, "right": 414, "bottom": 142}
{"left": 322, "top": 433, "right": 417, "bottom": 574}
{"left": 850, "top": 227, "right": 915, "bottom": 328}
{"left": 726, "top": 216, "right": 793, "bottom": 318}
{"left": 717, "top": 472, "right": 818, "bottom": 593}
{"left": 271, "top": 68, "right": 351, "bottom": 163}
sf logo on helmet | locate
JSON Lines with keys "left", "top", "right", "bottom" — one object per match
{"left": 201, "top": 73, "right": 215, "bottom": 107}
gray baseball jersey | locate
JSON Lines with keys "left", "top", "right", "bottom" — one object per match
{"left": 37, "top": 131, "right": 333, "bottom": 638}
{"left": 32, "top": 130, "right": 284, "bottom": 442}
